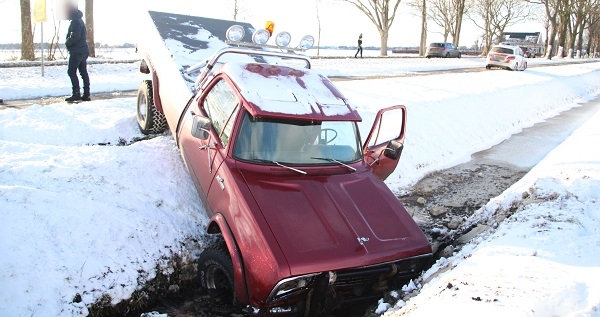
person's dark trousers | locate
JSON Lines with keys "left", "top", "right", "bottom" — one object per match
{"left": 355, "top": 46, "right": 363, "bottom": 58}
{"left": 67, "top": 53, "right": 90, "bottom": 100}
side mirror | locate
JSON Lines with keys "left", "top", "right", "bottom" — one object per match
{"left": 383, "top": 140, "right": 403, "bottom": 160}
{"left": 191, "top": 116, "right": 212, "bottom": 140}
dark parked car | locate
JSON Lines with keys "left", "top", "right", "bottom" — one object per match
{"left": 136, "top": 11, "right": 432, "bottom": 316}
{"left": 426, "top": 42, "right": 461, "bottom": 58}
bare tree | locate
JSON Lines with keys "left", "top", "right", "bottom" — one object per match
{"left": 85, "top": 0, "right": 95, "bottom": 57}
{"left": 315, "top": 0, "right": 322, "bottom": 56}
{"left": 48, "top": 9, "right": 64, "bottom": 60}
{"left": 429, "top": 0, "right": 455, "bottom": 41}
{"left": 451, "top": 0, "right": 469, "bottom": 46}
{"left": 406, "top": 0, "right": 428, "bottom": 56}
{"left": 20, "top": 0, "right": 35, "bottom": 60}
{"left": 231, "top": 0, "right": 247, "bottom": 21}
{"left": 420, "top": 0, "right": 428, "bottom": 55}
{"left": 469, "top": 0, "right": 530, "bottom": 54}
{"left": 527, "top": 0, "right": 567, "bottom": 58}
{"left": 338, "top": 0, "right": 403, "bottom": 56}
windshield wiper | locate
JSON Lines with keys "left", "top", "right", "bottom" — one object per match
{"left": 252, "top": 158, "right": 307, "bottom": 175}
{"left": 311, "top": 157, "right": 357, "bottom": 172}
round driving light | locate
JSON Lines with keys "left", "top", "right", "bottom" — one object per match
{"left": 226, "top": 25, "right": 245, "bottom": 42}
{"left": 275, "top": 31, "right": 292, "bottom": 47}
{"left": 299, "top": 35, "right": 315, "bottom": 50}
{"left": 252, "top": 29, "right": 271, "bottom": 45}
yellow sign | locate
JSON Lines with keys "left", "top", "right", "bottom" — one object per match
{"left": 33, "top": 0, "right": 47, "bottom": 23}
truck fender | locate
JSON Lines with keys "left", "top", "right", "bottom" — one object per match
{"left": 207, "top": 214, "right": 250, "bottom": 305}
{"left": 140, "top": 56, "right": 164, "bottom": 113}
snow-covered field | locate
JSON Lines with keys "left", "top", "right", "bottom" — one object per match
{"left": 0, "top": 62, "right": 143, "bottom": 100}
{"left": 0, "top": 100, "right": 209, "bottom": 316}
{"left": 1, "top": 55, "right": 597, "bottom": 101}
{"left": 342, "top": 61, "right": 600, "bottom": 190}
{"left": 0, "top": 60, "right": 599, "bottom": 316}
{"left": 379, "top": 99, "right": 600, "bottom": 317}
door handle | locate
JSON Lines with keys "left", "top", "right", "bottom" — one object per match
{"left": 216, "top": 175, "right": 225, "bottom": 190}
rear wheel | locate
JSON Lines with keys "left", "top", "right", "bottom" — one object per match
{"left": 198, "top": 243, "right": 236, "bottom": 305}
{"left": 136, "top": 80, "right": 167, "bottom": 135}
{"left": 445, "top": 53, "right": 450, "bottom": 58}
{"left": 458, "top": 52, "right": 462, "bottom": 58}
{"left": 486, "top": 65, "right": 491, "bottom": 70}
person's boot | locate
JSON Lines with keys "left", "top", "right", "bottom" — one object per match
{"left": 65, "top": 89, "right": 81, "bottom": 103}
{"left": 81, "top": 87, "right": 91, "bottom": 102}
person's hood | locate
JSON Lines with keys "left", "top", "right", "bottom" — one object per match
{"left": 239, "top": 168, "right": 432, "bottom": 276}
{"left": 69, "top": 9, "right": 83, "bottom": 20}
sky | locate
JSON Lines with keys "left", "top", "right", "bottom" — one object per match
{"left": 0, "top": 0, "right": 545, "bottom": 48}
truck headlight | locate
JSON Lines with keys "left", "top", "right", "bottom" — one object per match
{"left": 226, "top": 25, "right": 245, "bottom": 42}
{"left": 275, "top": 31, "right": 292, "bottom": 47}
{"left": 252, "top": 29, "right": 271, "bottom": 45}
{"left": 267, "top": 273, "right": 318, "bottom": 303}
{"left": 299, "top": 35, "right": 315, "bottom": 50}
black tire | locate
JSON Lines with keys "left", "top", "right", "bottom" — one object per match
{"left": 426, "top": 56, "right": 431, "bottom": 59}
{"left": 486, "top": 65, "right": 491, "bottom": 70}
{"left": 458, "top": 52, "right": 462, "bottom": 58}
{"left": 523, "top": 62, "right": 527, "bottom": 71}
{"left": 445, "top": 53, "right": 450, "bottom": 58}
{"left": 136, "top": 80, "right": 167, "bottom": 135}
{"left": 198, "top": 243, "right": 236, "bottom": 305}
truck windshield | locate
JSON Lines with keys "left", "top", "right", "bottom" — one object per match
{"left": 233, "top": 112, "right": 362, "bottom": 165}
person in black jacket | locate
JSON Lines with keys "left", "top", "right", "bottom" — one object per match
{"left": 355, "top": 34, "right": 363, "bottom": 58}
{"left": 64, "top": 4, "right": 91, "bottom": 102}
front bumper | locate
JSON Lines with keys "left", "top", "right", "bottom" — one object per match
{"left": 255, "top": 253, "right": 433, "bottom": 315}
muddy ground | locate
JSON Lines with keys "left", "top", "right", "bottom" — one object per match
{"left": 130, "top": 160, "right": 526, "bottom": 317}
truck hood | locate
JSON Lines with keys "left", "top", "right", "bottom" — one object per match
{"left": 240, "top": 169, "right": 432, "bottom": 276}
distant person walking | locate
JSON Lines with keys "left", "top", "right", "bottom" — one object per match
{"left": 64, "top": 3, "right": 90, "bottom": 102}
{"left": 355, "top": 34, "right": 363, "bottom": 58}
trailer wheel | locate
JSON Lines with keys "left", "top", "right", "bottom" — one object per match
{"left": 198, "top": 243, "right": 236, "bottom": 305}
{"left": 136, "top": 80, "right": 167, "bottom": 135}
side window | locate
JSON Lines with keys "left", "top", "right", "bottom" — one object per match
{"left": 203, "top": 79, "right": 239, "bottom": 146}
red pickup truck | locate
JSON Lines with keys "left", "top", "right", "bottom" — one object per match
{"left": 136, "top": 11, "right": 431, "bottom": 316}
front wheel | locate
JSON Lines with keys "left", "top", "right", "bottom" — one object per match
{"left": 198, "top": 245, "right": 236, "bottom": 305}
{"left": 486, "top": 65, "right": 491, "bottom": 70}
{"left": 136, "top": 80, "right": 167, "bottom": 135}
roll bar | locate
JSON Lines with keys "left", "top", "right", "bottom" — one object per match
{"left": 186, "top": 47, "right": 312, "bottom": 92}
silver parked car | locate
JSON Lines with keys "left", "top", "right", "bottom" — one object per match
{"left": 426, "top": 42, "right": 462, "bottom": 58}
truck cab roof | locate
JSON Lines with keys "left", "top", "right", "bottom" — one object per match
{"left": 217, "top": 62, "right": 362, "bottom": 122}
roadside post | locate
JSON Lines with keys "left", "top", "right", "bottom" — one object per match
{"left": 33, "top": 0, "right": 47, "bottom": 77}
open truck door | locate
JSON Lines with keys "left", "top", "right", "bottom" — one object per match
{"left": 363, "top": 105, "right": 407, "bottom": 181}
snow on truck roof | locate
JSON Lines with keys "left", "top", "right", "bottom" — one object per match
{"left": 218, "top": 62, "right": 362, "bottom": 122}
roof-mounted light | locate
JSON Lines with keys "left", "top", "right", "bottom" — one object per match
{"left": 275, "top": 31, "right": 292, "bottom": 47}
{"left": 226, "top": 25, "right": 245, "bottom": 42}
{"left": 252, "top": 29, "right": 271, "bottom": 45}
{"left": 299, "top": 35, "right": 315, "bottom": 50}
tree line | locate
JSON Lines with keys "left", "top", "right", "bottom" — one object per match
{"left": 16, "top": 0, "right": 600, "bottom": 60}
{"left": 19, "top": 0, "right": 95, "bottom": 61}
{"left": 335, "top": 0, "right": 599, "bottom": 58}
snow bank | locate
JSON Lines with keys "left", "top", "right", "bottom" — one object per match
{"left": 381, "top": 101, "right": 600, "bottom": 316}
{"left": 337, "top": 61, "right": 600, "bottom": 190}
{"left": 0, "top": 63, "right": 143, "bottom": 100}
{"left": 0, "top": 100, "right": 208, "bottom": 316}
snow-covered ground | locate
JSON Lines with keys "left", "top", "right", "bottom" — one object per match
{"left": 341, "top": 62, "right": 600, "bottom": 191}
{"left": 0, "top": 62, "right": 142, "bottom": 100}
{"left": 379, "top": 98, "right": 600, "bottom": 317}
{"left": 1, "top": 55, "right": 596, "bottom": 101}
{"left": 0, "top": 60, "right": 599, "bottom": 316}
{"left": 0, "top": 100, "right": 209, "bottom": 316}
